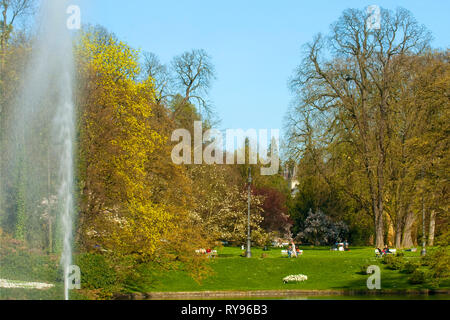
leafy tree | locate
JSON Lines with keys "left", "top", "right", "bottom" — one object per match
{"left": 188, "top": 164, "right": 268, "bottom": 246}
{"left": 75, "top": 30, "right": 173, "bottom": 259}
{"left": 253, "top": 186, "right": 292, "bottom": 237}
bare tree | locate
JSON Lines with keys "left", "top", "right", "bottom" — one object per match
{"left": 288, "top": 7, "right": 431, "bottom": 248}
{"left": 171, "top": 49, "right": 216, "bottom": 118}
{"left": 142, "top": 52, "right": 173, "bottom": 104}
{"left": 1, "top": 0, "right": 35, "bottom": 55}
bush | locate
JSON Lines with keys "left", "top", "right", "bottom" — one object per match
{"left": 76, "top": 253, "right": 117, "bottom": 291}
{"left": 0, "top": 234, "right": 59, "bottom": 283}
{"left": 382, "top": 255, "right": 404, "bottom": 270}
{"left": 381, "top": 254, "right": 394, "bottom": 264}
{"left": 424, "top": 246, "right": 450, "bottom": 286}
{"left": 409, "top": 269, "right": 428, "bottom": 284}
{"left": 358, "top": 263, "right": 373, "bottom": 275}
{"left": 401, "top": 261, "right": 420, "bottom": 274}
{"left": 122, "top": 263, "right": 160, "bottom": 293}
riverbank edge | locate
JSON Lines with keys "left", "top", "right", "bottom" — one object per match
{"left": 115, "top": 289, "right": 450, "bottom": 300}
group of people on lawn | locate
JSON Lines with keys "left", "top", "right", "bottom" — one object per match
{"left": 376, "top": 245, "right": 393, "bottom": 257}
{"left": 196, "top": 248, "right": 217, "bottom": 258}
{"left": 331, "top": 240, "right": 350, "bottom": 251}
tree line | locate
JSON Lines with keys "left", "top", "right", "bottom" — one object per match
{"left": 285, "top": 7, "right": 449, "bottom": 248}
{"left": 0, "top": 1, "right": 293, "bottom": 282}
{"left": 0, "top": 3, "right": 448, "bottom": 290}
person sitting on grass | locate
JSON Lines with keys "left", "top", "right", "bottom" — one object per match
{"left": 376, "top": 248, "right": 382, "bottom": 257}
{"left": 383, "top": 245, "right": 391, "bottom": 255}
{"left": 344, "top": 240, "right": 350, "bottom": 251}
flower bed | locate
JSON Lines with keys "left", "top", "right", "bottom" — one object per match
{"left": 283, "top": 274, "right": 308, "bottom": 283}
{"left": 0, "top": 279, "right": 54, "bottom": 290}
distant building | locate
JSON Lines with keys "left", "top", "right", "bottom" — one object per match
{"left": 283, "top": 165, "right": 299, "bottom": 196}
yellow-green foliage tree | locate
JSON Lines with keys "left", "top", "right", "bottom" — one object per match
{"left": 75, "top": 31, "right": 174, "bottom": 260}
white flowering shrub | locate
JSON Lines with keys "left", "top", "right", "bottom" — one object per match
{"left": 283, "top": 274, "right": 308, "bottom": 283}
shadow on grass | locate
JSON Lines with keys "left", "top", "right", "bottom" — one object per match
{"left": 334, "top": 266, "right": 433, "bottom": 292}
{"left": 218, "top": 254, "right": 235, "bottom": 258}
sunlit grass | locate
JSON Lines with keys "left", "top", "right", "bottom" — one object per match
{"left": 137, "top": 246, "right": 436, "bottom": 292}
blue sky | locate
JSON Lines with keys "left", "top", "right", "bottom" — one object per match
{"left": 76, "top": 0, "right": 449, "bottom": 133}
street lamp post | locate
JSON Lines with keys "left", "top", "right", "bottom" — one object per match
{"left": 246, "top": 167, "right": 252, "bottom": 258}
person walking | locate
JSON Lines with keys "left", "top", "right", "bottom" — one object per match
{"left": 291, "top": 241, "right": 297, "bottom": 258}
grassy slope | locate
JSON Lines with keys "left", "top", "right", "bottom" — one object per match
{"left": 140, "top": 246, "right": 447, "bottom": 292}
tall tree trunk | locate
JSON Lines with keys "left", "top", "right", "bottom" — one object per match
{"left": 366, "top": 158, "right": 384, "bottom": 248}
{"left": 395, "top": 219, "right": 402, "bottom": 248}
{"left": 402, "top": 211, "right": 416, "bottom": 248}
{"left": 375, "top": 207, "right": 384, "bottom": 248}
{"left": 369, "top": 187, "right": 385, "bottom": 248}
{"left": 375, "top": 92, "right": 388, "bottom": 249}
{"left": 428, "top": 210, "right": 437, "bottom": 247}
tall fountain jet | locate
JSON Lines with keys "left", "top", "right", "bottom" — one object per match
{"left": 1, "top": 0, "right": 76, "bottom": 300}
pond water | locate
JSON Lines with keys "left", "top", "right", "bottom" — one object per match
{"left": 277, "top": 294, "right": 450, "bottom": 300}
{"left": 146, "top": 294, "right": 450, "bottom": 301}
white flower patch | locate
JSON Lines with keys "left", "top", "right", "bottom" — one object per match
{"left": 283, "top": 274, "right": 308, "bottom": 283}
{"left": 0, "top": 279, "right": 54, "bottom": 290}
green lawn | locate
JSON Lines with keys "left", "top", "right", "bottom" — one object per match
{"left": 137, "top": 246, "right": 446, "bottom": 293}
{"left": 1, "top": 246, "right": 448, "bottom": 299}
